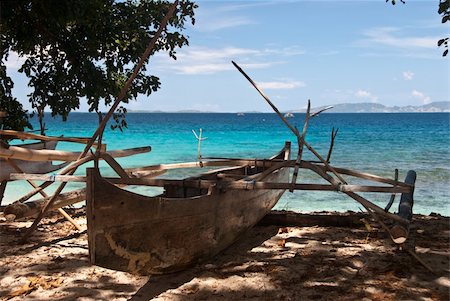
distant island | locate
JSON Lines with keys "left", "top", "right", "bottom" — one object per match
{"left": 294, "top": 101, "right": 450, "bottom": 113}
{"left": 127, "top": 101, "right": 450, "bottom": 113}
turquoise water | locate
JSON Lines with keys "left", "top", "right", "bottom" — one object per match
{"left": 3, "top": 112, "right": 450, "bottom": 216}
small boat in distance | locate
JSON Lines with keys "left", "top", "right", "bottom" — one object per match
{"left": 284, "top": 112, "right": 294, "bottom": 118}
{"left": 237, "top": 112, "right": 245, "bottom": 116}
{"left": 86, "top": 142, "right": 291, "bottom": 275}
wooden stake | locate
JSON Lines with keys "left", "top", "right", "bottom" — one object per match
{"left": 325, "top": 127, "right": 338, "bottom": 163}
{"left": 20, "top": 1, "right": 179, "bottom": 242}
{"left": 192, "top": 128, "right": 207, "bottom": 167}
{"left": 384, "top": 168, "right": 398, "bottom": 212}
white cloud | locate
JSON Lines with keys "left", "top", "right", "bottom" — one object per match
{"left": 402, "top": 71, "right": 414, "bottom": 80}
{"left": 355, "top": 89, "right": 378, "bottom": 102}
{"left": 199, "top": 17, "right": 256, "bottom": 32}
{"left": 411, "top": 89, "right": 431, "bottom": 104}
{"left": 3, "top": 51, "right": 27, "bottom": 69}
{"left": 262, "top": 46, "right": 305, "bottom": 57}
{"left": 155, "top": 46, "right": 297, "bottom": 75}
{"left": 358, "top": 27, "right": 438, "bottom": 49}
{"left": 194, "top": 3, "right": 258, "bottom": 33}
{"left": 257, "top": 80, "right": 305, "bottom": 90}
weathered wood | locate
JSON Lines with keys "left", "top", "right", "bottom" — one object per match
{"left": 290, "top": 100, "right": 310, "bottom": 192}
{"left": 0, "top": 130, "right": 92, "bottom": 145}
{"left": 0, "top": 141, "right": 68, "bottom": 181}
{"left": 310, "top": 105, "right": 334, "bottom": 117}
{"left": 99, "top": 153, "right": 130, "bottom": 179}
{"left": 301, "top": 160, "right": 410, "bottom": 225}
{"left": 0, "top": 145, "right": 150, "bottom": 162}
{"left": 325, "top": 166, "right": 412, "bottom": 188}
{"left": 4, "top": 188, "right": 86, "bottom": 220}
{"left": 390, "top": 170, "right": 417, "bottom": 244}
{"left": 86, "top": 143, "right": 291, "bottom": 275}
{"left": 6, "top": 159, "right": 82, "bottom": 230}
{"left": 397, "top": 170, "right": 416, "bottom": 220}
{"left": 232, "top": 61, "right": 348, "bottom": 185}
{"left": 15, "top": 155, "right": 94, "bottom": 204}
{"left": 325, "top": 127, "right": 338, "bottom": 163}
{"left": 384, "top": 168, "right": 398, "bottom": 212}
{"left": 9, "top": 173, "right": 410, "bottom": 194}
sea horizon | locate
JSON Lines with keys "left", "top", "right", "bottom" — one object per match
{"left": 3, "top": 112, "right": 450, "bottom": 217}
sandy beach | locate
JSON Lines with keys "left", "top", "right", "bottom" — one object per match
{"left": 0, "top": 209, "right": 449, "bottom": 301}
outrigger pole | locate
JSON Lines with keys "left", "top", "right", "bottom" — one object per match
{"left": 231, "top": 61, "right": 416, "bottom": 245}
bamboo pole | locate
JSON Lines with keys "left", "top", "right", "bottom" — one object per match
{"left": 231, "top": 61, "right": 347, "bottom": 185}
{"left": 20, "top": 1, "right": 179, "bottom": 242}
{"left": 9, "top": 173, "right": 411, "bottom": 194}
{"left": 301, "top": 160, "right": 409, "bottom": 225}
{"left": 324, "top": 166, "right": 411, "bottom": 188}
{"left": 0, "top": 145, "right": 150, "bottom": 162}
{"left": 6, "top": 159, "right": 82, "bottom": 231}
{"left": 15, "top": 155, "right": 94, "bottom": 204}
{"left": 0, "top": 130, "right": 93, "bottom": 145}
{"left": 192, "top": 128, "right": 207, "bottom": 167}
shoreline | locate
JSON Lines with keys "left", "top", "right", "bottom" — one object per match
{"left": 1, "top": 209, "right": 449, "bottom": 300}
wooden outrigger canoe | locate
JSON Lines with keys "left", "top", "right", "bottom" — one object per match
{"left": 0, "top": 140, "right": 68, "bottom": 181}
{"left": 86, "top": 142, "right": 291, "bottom": 275}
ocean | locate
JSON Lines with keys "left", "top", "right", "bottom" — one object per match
{"left": 3, "top": 112, "right": 450, "bottom": 216}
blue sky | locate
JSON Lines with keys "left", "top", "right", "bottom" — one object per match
{"left": 5, "top": 0, "right": 450, "bottom": 112}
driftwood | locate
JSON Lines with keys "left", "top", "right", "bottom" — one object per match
{"left": 3, "top": 188, "right": 86, "bottom": 220}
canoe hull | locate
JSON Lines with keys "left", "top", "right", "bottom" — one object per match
{"left": 87, "top": 144, "right": 290, "bottom": 275}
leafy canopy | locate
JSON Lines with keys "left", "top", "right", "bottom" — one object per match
{"left": 0, "top": 0, "right": 196, "bottom": 132}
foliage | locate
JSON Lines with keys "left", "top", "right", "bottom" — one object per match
{"left": 387, "top": 0, "right": 449, "bottom": 57}
{"left": 438, "top": 0, "right": 449, "bottom": 56}
{"left": 0, "top": 64, "right": 31, "bottom": 133}
{"left": 0, "top": 0, "right": 196, "bottom": 131}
